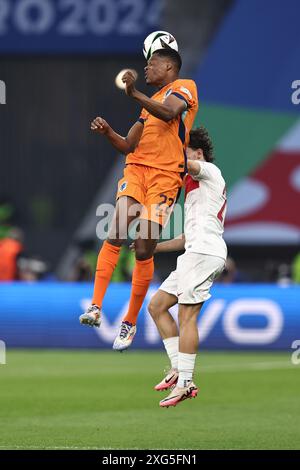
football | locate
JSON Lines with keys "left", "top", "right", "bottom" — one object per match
{"left": 143, "top": 30, "right": 178, "bottom": 60}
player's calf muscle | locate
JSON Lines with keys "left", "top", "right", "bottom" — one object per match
{"left": 178, "top": 304, "right": 202, "bottom": 327}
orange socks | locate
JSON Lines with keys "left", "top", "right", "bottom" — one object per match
{"left": 92, "top": 241, "right": 121, "bottom": 308}
{"left": 93, "top": 244, "right": 154, "bottom": 325}
{"left": 123, "top": 257, "right": 154, "bottom": 325}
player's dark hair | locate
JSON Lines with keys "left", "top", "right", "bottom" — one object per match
{"left": 152, "top": 49, "right": 182, "bottom": 72}
{"left": 189, "top": 127, "right": 214, "bottom": 163}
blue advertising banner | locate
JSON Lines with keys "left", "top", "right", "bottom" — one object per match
{"left": 0, "top": 0, "right": 161, "bottom": 54}
{"left": 0, "top": 283, "right": 299, "bottom": 350}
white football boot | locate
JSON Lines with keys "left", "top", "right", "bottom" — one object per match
{"left": 159, "top": 382, "right": 199, "bottom": 408}
{"left": 79, "top": 305, "right": 101, "bottom": 328}
{"left": 113, "top": 321, "right": 137, "bottom": 351}
{"left": 154, "top": 368, "right": 179, "bottom": 391}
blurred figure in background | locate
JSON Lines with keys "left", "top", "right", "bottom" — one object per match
{"left": 0, "top": 197, "right": 16, "bottom": 240}
{"left": 216, "top": 256, "right": 250, "bottom": 283}
{"left": 69, "top": 241, "right": 97, "bottom": 282}
{"left": 17, "top": 255, "right": 48, "bottom": 282}
{"left": 0, "top": 228, "right": 24, "bottom": 281}
{"left": 70, "top": 257, "right": 94, "bottom": 282}
{"left": 277, "top": 263, "right": 292, "bottom": 286}
{"left": 292, "top": 252, "right": 300, "bottom": 284}
{"left": 217, "top": 256, "right": 237, "bottom": 284}
{"left": 69, "top": 242, "right": 135, "bottom": 283}
{"left": 0, "top": 227, "right": 48, "bottom": 282}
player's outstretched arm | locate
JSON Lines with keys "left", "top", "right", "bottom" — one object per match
{"left": 135, "top": 93, "right": 186, "bottom": 122}
{"left": 155, "top": 234, "right": 185, "bottom": 253}
{"left": 91, "top": 117, "right": 143, "bottom": 155}
{"left": 122, "top": 71, "right": 186, "bottom": 122}
{"left": 129, "top": 234, "right": 185, "bottom": 254}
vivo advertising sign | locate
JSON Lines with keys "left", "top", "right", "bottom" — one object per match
{"left": 83, "top": 291, "right": 284, "bottom": 348}
{"left": 0, "top": 283, "right": 299, "bottom": 350}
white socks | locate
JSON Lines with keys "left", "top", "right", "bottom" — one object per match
{"left": 163, "top": 337, "right": 179, "bottom": 370}
{"left": 163, "top": 337, "right": 197, "bottom": 387}
{"left": 177, "top": 352, "right": 196, "bottom": 388}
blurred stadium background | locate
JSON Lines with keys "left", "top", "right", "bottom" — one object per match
{"left": 0, "top": 0, "right": 300, "bottom": 450}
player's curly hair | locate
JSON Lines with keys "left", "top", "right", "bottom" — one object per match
{"left": 152, "top": 49, "right": 182, "bottom": 72}
{"left": 189, "top": 127, "right": 214, "bottom": 163}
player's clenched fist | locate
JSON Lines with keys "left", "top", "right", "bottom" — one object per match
{"left": 91, "top": 117, "right": 110, "bottom": 134}
{"left": 122, "top": 70, "right": 137, "bottom": 97}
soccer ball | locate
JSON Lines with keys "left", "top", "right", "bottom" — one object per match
{"left": 143, "top": 31, "right": 178, "bottom": 61}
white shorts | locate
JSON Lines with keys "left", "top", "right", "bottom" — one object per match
{"left": 159, "top": 252, "right": 225, "bottom": 304}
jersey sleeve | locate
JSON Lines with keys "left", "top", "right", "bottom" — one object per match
{"left": 192, "top": 161, "right": 217, "bottom": 181}
{"left": 138, "top": 108, "right": 149, "bottom": 124}
{"left": 171, "top": 81, "right": 197, "bottom": 109}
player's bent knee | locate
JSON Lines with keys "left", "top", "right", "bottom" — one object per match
{"left": 148, "top": 298, "right": 160, "bottom": 319}
{"left": 107, "top": 238, "right": 125, "bottom": 248}
{"left": 135, "top": 247, "right": 154, "bottom": 260}
{"left": 148, "top": 291, "right": 174, "bottom": 319}
{"left": 148, "top": 296, "right": 166, "bottom": 319}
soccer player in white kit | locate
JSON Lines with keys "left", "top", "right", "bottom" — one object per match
{"left": 148, "top": 127, "right": 227, "bottom": 408}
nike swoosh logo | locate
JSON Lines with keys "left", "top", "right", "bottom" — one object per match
{"left": 165, "top": 374, "right": 175, "bottom": 384}
{"left": 162, "top": 395, "right": 180, "bottom": 403}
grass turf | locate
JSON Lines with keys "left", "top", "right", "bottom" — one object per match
{"left": 0, "top": 350, "right": 299, "bottom": 450}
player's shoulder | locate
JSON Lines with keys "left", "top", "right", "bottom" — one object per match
{"left": 202, "top": 161, "right": 218, "bottom": 170}
{"left": 173, "top": 79, "right": 198, "bottom": 102}
{"left": 174, "top": 79, "right": 197, "bottom": 91}
{"left": 202, "top": 162, "right": 224, "bottom": 179}
{"left": 174, "top": 78, "right": 197, "bottom": 86}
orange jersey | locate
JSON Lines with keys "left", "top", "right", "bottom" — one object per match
{"left": 125, "top": 79, "right": 198, "bottom": 173}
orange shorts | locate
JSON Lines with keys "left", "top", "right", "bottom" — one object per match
{"left": 116, "top": 163, "right": 183, "bottom": 226}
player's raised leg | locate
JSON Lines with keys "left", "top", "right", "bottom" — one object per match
{"left": 159, "top": 302, "right": 202, "bottom": 407}
{"left": 148, "top": 289, "right": 179, "bottom": 390}
{"left": 79, "top": 196, "right": 141, "bottom": 328}
{"left": 113, "top": 219, "right": 159, "bottom": 351}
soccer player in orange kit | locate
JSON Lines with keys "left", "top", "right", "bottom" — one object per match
{"left": 79, "top": 49, "right": 198, "bottom": 351}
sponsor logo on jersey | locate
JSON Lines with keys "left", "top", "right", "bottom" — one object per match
{"left": 179, "top": 86, "right": 192, "bottom": 101}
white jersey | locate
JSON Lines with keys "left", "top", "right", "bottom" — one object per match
{"left": 184, "top": 161, "right": 227, "bottom": 260}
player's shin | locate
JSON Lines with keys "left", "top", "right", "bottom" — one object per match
{"left": 163, "top": 337, "right": 179, "bottom": 370}
{"left": 92, "top": 240, "right": 121, "bottom": 307}
{"left": 177, "top": 352, "right": 197, "bottom": 388}
{"left": 152, "top": 336, "right": 179, "bottom": 390}
{"left": 177, "top": 303, "right": 202, "bottom": 387}
{"left": 123, "top": 256, "right": 154, "bottom": 325}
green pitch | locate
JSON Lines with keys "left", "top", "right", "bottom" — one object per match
{"left": 0, "top": 350, "right": 299, "bottom": 450}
